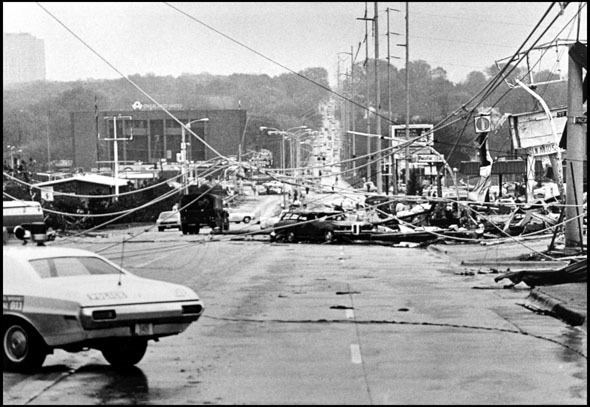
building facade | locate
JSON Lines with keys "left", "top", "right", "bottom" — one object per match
{"left": 70, "top": 109, "right": 247, "bottom": 170}
{"left": 3, "top": 33, "right": 46, "bottom": 85}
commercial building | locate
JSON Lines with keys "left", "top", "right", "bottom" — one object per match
{"left": 3, "top": 33, "right": 46, "bottom": 85}
{"left": 70, "top": 108, "right": 247, "bottom": 171}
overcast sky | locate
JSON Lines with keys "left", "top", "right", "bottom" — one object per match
{"left": 3, "top": 2, "right": 587, "bottom": 85}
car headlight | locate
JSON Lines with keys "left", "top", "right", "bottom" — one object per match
{"left": 270, "top": 231, "right": 276, "bottom": 237}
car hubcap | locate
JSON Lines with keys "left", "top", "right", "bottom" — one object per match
{"left": 4, "top": 326, "right": 28, "bottom": 362}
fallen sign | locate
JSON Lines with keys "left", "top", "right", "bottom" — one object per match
{"left": 494, "top": 258, "right": 587, "bottom": 287}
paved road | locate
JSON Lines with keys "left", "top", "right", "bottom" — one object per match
{"left": 3, "top": 231, "right": 586, "bottom": 404}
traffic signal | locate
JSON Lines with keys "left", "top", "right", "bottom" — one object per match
{"left": 474, "top": 114, "right": 491, "bottom": 133}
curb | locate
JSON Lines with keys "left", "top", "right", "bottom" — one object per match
{"left": 527, "top": 289, "right": 586, "bottom": 326}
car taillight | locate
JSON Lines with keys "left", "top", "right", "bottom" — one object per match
{"left": 92, "top": 309, "right": 117, "bottom": 320}
{"left": 182, "top": 304, "right": 203, "bottom": 314}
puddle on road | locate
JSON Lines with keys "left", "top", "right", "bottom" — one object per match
{"left": 559, "top": 326, "right": 587, "bottom": 363}
{"left": 77, "top": 365, "right": 149, "bottom": 404}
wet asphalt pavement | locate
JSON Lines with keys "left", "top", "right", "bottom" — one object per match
{"left": 3, "top": 224, "right": 586, "bottom": 404}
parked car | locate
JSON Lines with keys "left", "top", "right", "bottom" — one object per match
{"left": 2, "top": 229, "right": 204, "bottom": 371}
{"left": 156, "top": 210, "right": 181, "bottom": 231}
{"left": 227, "top": 209, "right": 259, "bottom": 224}
{"left": 269, "top": 210, "right": 345, "bottom": 243}
{"left": 262, "top": 181, "right": 284, "bottom": 195}
{"left": 260, "top": 208, "right": 288, "bottom": 230}
{"left": 3, "top": 200, "right": 44, "bottom": 233}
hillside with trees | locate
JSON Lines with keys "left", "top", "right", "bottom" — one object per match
{"left": 339, "top": 59, "right": 568, "bottom": 167}
{"left": 3, "top": 61, "right": 568, "bottom": 170}
{"left": 3, "top": 68, "right": 331, "bottom": 169}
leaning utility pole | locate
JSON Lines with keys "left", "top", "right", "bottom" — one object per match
{"left": 564, "top": 43, "right": 586, "bottom": 254}
{"left": 374, "top": 1, "right": 383, "bottom": 194}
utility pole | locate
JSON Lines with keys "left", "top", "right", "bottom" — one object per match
{"left": 358, "top": 2, "right": 372, "bottom": 183}
{"left": 404, "top": 1, "right": 410, "bottom": 188}
{"left": 351, "top": 44, "right": 356, "bottom": 178}
{"left": 564, "top": 43, "right": 586, "bottom": 254}
{"left": 387, "top": 7, "right": 401, "bottom": 194}
{"left": 46, "top": 110, "right": 51, "bottom": 171}
{"left": 374, "top": 1, "right": 382, "bottom": 194}
{"left": 102, "top": 115, "right": 133, "bottom": 200}
{"left": 339, "top": 50, "right": 353, "bottom": 174}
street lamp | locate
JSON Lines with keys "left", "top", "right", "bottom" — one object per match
{"left": 181, "top": 118, "right": 209, "bottom": 193}
{"left": 260, "top": 126, "right": 313, "bottom": 177}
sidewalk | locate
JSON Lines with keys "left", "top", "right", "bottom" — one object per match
{"left": 429, "top": 241, "right": 587, "bottom": 328}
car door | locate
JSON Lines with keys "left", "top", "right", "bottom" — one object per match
{"left": 298, "top": 213, "right": 319, "bottom": 240}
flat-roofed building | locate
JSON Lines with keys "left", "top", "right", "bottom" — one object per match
{"left": 70, "top": 108, "right": 247, "bottom": 171}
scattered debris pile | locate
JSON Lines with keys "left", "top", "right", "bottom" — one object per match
{"left": 494, "top": 258, "right": 587, "bottom": 287}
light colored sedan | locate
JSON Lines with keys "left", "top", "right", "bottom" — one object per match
{"left": 3, "top": 242, "right": 204, "bottom": 371}
{"left": 227, "top": 209, "right": 259, "bottom": 224}
{"left": 156, "top": 210, "right": 181, "bottom": 231}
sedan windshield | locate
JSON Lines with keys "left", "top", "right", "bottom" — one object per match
{"left": 29, "top": 256, "right": 122, "bottom": 278}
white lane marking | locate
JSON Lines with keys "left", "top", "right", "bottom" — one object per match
{"left": 345, "top": 309, "right": 354, "bottom": 319}
{"left": 133, "top": 253, "right": 173, "bottom": 268}
{"left": 350, "top": 344, "right": 362, "bottom": 364}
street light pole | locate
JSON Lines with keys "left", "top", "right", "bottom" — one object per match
{"left": 181, "top": 118, "right": 209, "bottom": 194}
{"left": 261, "top": 125, "right": 307, "bottom": 177}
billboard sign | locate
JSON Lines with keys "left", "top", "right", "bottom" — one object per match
{"left": 508, "top": 107, "right": 566, "bottom": 151}
{"left": 390, "top": 124, "right": 434, "bottom": 146}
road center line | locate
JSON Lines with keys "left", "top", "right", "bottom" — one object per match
{"left": 350, "top": 344, "right": 362, "bottom": 364}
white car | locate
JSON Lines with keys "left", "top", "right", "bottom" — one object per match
{"left": 3, "top": 238, "right": 204, "bottom": 371}
{"left": 156, "top": 210, "right": 181, "bottom": 231}
{"left": 227, "top": 209, "right": 258, "bottom": 224}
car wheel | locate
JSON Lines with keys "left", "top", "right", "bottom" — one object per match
{"left": 101, "top": 338, "right": 148, "bottom": 368}
{"left": 181, "top": 225, "right": 188, "bottom": 235}
{"left": 2, "top": 320, "right": 47, "bottom": 372}
{"left": 158, "top": 227, "right": 164, "bottom": 232}
{"left": 324, "top": 230, "right": 334, "bottom": 243}
{"left": 286, "top": 232, "right": 296, "bottom": 243}
{"left": 193, "top": 225, "right": 200, "bottom": 235}
{"left": 243, "top": 216, "right": 251, "bottom": 224}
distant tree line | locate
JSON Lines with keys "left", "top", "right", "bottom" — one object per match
{"left": 3, "top": 61, "right": 567, "bottom": 170}
{"left": 339, "top": 59, "right": 567, "bottom": 167}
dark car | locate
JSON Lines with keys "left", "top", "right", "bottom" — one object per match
{"left": 179, "top": 192, "right": 229, "bottom": 235}
{"left": 269, "top": 210, "right": 345, "bottom": 243}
